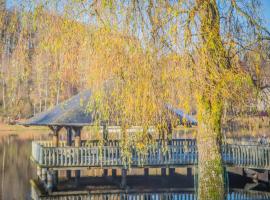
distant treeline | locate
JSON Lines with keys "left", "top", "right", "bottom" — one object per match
{"left": 0, "top": 1, "right": 270, "bottom": 122}
{"left": 0, "top": 5, "right": 88, "bottom": 120}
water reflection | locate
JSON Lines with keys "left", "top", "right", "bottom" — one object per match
{"left": 0, "top": 136, "right": 36, "bottom": 200}
{"left": 31, "top": 189, "right": 270, "bottom": 200}
{"left": 0, "top": 136, "right": 270, "bottom": 200}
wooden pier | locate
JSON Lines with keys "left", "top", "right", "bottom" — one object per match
{"left": 19, "top": 91, "right": 270, "bottom": 195}
{"left": 30, "top": 137, "right": 270, "bottom": 193}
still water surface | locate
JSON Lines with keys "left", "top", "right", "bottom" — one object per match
{"left": 0, "top": 133, "right": 270, "bottom": 200}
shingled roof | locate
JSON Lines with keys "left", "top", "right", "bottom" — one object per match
{"left": 20, "top": 90, "right": 197, "bottom": 127}
{"left": 20, "top": 90, "right": 92, "bottom": 126}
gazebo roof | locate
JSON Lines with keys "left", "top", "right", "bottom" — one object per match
{"left": 20, "top": 90, "right": 197, "bottom": 127}
{"left": 166, "top": 105, "right": 197, "bottom": 125}
{"left": 20, "top": 90, "right": 92, "bottom": 126}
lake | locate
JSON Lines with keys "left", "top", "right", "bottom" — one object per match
{"left": 0, "top": 127, "right": 270, "bottom": 200}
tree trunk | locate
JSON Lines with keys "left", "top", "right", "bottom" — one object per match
{"left": 1, "top": 79, "right": 5, "bottom": 111}
{"left": 1, "top": 46, "right": 6, "bottom": 112}
{"left": 196, "top": 1, "right": 227, "bottom": 198}
{"left": 56, "top": 79, "right": 60, "bottom": 105}
{"left": 197, "top": 97, "right": 224, "bottom": 200}
{"left": 39, "top": 86, "right": 42, "bottom": 112}
{"left": 45, "top": 66, "right": 48, "bottom": 111}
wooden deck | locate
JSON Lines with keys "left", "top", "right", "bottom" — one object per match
{"left": 32, "top": 139, "right": 270, "bottom": 170}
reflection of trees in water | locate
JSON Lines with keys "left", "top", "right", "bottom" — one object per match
{"left": 0, "top": 137, "right": 35, "bottom": 200}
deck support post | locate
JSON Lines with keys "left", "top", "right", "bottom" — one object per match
{"left": 161, "top": 168, "right": 166, "bottom": 176}
{"left": 74, "top": 127, "right": 82, "bottom": 186}
{"left": 75, "top": 171, "right": 80, "bottom": 186}
{"left": 112, "top": 169, "right": 117, "bottom": 177}
{"left": 268, "top": 170, "right": 270, "bottom": 189}
{"left": 169, "top": 168, "right": 175, "bottom": 176}
{"left": 103, "top": 169, "right": 108, "bottom": 177}
{"left": 47, "top": 170, "right": 54, "bottom": 193}
{"left": 144, "top": 168, "right": 149, "bottom": 176}
{"left": 41, "top": 168, "right": 47, "bottom": 184}
{"left": 121, "top": 169, "right": 127, "bottom": 188}
{"left": 49, "top": 126, "right": 61, "bottom": 186}
{"left": 53, "top": 171, "right": 58, "bottom": 186}
{"left": 187, "top": 167, "right": 192, "bottom": 177}
{"left": 37, "top": 166, "right": 42, "bottom": 180}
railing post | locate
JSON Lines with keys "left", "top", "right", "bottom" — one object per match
{"left": 49, "top": 126, "right": 61, "bottom": 186}
{"left": 65, "top": 126, "right": 73, "bottom": 180}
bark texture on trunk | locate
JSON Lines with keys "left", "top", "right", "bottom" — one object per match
{"left": 197, "top": 140, "right": 224, "bottom": 199}
{"left": 197, "top": 98, "right": 224, "bottom": 200}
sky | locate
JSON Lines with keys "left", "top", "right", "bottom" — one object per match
{"left": 5, "top": 0, "right": 270, "bottom": 31}
{"left": 261, "top": 0, "right": 270, "bottom": 30}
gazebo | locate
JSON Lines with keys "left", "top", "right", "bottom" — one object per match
{"left": 21, "top": 90, "right": 199, "bottom": 192}
{"left": 21, "top": 89, "right": 197, "bottom": 152}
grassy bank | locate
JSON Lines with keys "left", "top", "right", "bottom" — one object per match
{"left": 0, "top": 123, "right": 48, "bottom": 139}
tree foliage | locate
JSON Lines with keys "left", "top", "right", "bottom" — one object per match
{"left": 0, "top": 1, "right": 269, "bottom": 198}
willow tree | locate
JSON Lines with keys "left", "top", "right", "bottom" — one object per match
{"left": 83, "top": 1, "right": 268, "bottom": 199}
{"left": 86, "top": 28, "right": 181, "bottom": 158}
{"left": 25, "top": 0, "right": 269, "bottom": 199}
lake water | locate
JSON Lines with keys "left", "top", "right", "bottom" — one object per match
{"left": 0, "top": 133, "right": 270, "bottom": 200}
{"left": 0, "top": 136, "right": 35, "bottom": 199}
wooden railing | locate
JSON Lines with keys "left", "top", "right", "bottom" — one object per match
{"left": 32, "top": 139, "right": 270, "bottom": 169}
{"left": 32, "top": 139, "right": 197, "bottom": 167}
{"left": 36, "top": 140, "right": 120, "bottom": 147}
{"left": 222, "top": 144, "right": 270, "bottom": 169}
